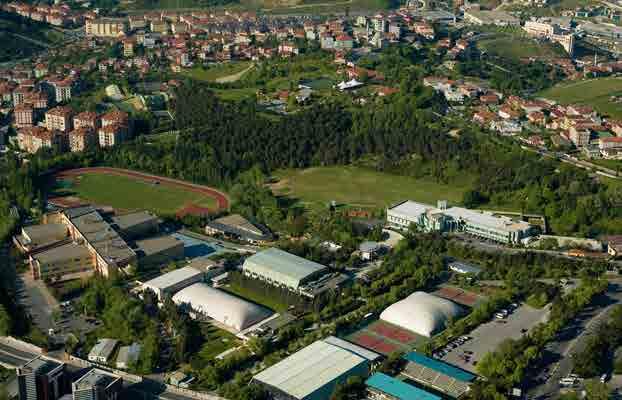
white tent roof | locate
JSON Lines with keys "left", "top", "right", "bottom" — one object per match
{"left": 172, "top": 283, "right": 272, "bottom": 332}
{"left": 380, "top": 292, "right": 463, "bottom": 337}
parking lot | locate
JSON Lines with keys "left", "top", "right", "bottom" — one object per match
{"left": 440, "top": 303, "right": 550, "bottom": 373}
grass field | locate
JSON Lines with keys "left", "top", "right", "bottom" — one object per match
{"left": 55, "top": 173, "right": 217, "bottom": 215}
{"left": 195, "top": 323, "right": 239, "bottom": 361}
{"left": 182, "top": 62, "right": 252, "bottom": 82}
{"left": 539, "top": 77, "right": 622, "bottom": 119}
{"left": 478, "top": 34, "right": 566, "bottom": 60}
{"left": 272, "top": 166, "right": 473, "bottom": 209}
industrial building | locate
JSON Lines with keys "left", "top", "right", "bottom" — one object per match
{"left": 205, "top": 214, "right": 273, "bottom": 243}
{"left": 140, "top": 266, "right": 205, "bottom": 301}
{"left": 252, "top": 337, "right": 378, "bottom": 400}
{"left": 379, "top": 292, "right": 464, "bottom": 337}
{"left": 115, "top": 343, "right": 141, "bottom": 370}
{"left": 242, "top": 248, "right": 340, "bottom": 297}
{"left": 135, "top": 236, "right": 185, "bottom": 268}
{"left": 366, "top": 373, "right": 441, "bottom": 400}
{"left": 401, "top": 352, "right": 475, "bottom": 398}
{"left": 71, "top": 368, "right": 122, "bottom": 400}
{"left": 172, "top": 283, "right": 273, "bottom": 332}
{"left": 17, "top": 356, "right": 68, "bottom": 400}
{"left": 88, "top": 339, "right": 119, "bottom": 364}
{"left": 386, "top": 200, "right": 533, "bottom": 244}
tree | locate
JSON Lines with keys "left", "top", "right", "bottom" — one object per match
{"left": 584, "top": 380, "right": 610, "bottom": 400}
{"left": 0, "top": 305, "right": 12, "bottom": 336}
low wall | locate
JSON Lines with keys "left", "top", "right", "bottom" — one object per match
{"left": 164, "top": 384, "right": 224, "bottom": 400}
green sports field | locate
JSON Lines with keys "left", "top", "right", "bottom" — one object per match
{"left": 55, "top": 173, "right": 217, "bottom": 215}
{"left": 539, "top": 77, "right": 622, "bottom": 119}
{"left": 272, "top": 166, "right": 473, "bottom": 209}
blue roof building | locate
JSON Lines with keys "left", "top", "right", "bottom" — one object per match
{"left": 401, "top": 352, "right": 475, "bottom": 398}
{"left": 366, "top": 373, "right": 441, "bottom": 400}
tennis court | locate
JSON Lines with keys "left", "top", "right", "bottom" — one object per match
{"left": 347, "top": 319, "right": 428, "bottom": 356}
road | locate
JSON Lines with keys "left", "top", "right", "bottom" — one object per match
{"left": 528, "top": 281, "right": 622, "bottom": 399}
{"left": 215, "top": 64, "right": 255, "bottom": 83}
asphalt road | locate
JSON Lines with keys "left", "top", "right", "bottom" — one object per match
{"left": 528, "top": 281, "right": 622, "bottom": 399}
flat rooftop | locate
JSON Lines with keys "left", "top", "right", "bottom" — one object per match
{"left": 367, "top": 373, "right": 441, "bottom": 400}
{"left": 22, "top": 223, "right": 67, "bottom": 245}
{"left": 111, "top": 211, "right": 158, "bottom": 231}
{"left": 142, "top": 266, "right": 203, "bottom": 290}
{"left": 67, "top": 207, "right": 135, "bottom": 265}
{"left": 74, "top": 368, "right": 120, "bottom": 391}
{"left": 19, "top": 356, "right": 63, "bottom": 376}
{"left": 32, "top": 242, "right": 92, "bottom": 265}
{"left": 136, "top": 235, "right": 183, "bottom": 257}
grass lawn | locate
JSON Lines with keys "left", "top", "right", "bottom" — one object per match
{"left": 272, "top": 166, "right": 474, "bottom": 209}
{"left": 538, "top": 77, "right": 622, "bottom": 119}
{"left": 478, "top": 34, "right": 566, "bottom": 60}
{"left": 195, "top": 323, "right": 239, "bottom": 361}
{"left": 222, "top": 282, "right": 289, "bottom": 312}
{"left": 54, "top": 173, "right": 217, "bottom": 215}
{"left": 182, "top": 62, "right": 252, "bottom": 82}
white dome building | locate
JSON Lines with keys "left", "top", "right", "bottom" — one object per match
{"left": 172, "top": 283, "right": 272, "bottom": 332}
{"left": 379, "top": 291, "right": 463, "bottom": 337}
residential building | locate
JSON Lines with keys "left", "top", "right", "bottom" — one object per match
{"left": 18, "top": 126, "right": 65, "bottom": 154}
{"left": 98, "top": 124, "right": 128, "bottom": 147}
{"left": 71, "top": 368, "right": 122, "bottom": 400}
{"left": 122, "top": 39, "right": 135, "bottom": 57}
{"left": 52, "top": 79, "right": 73, "bottom": 103}
{"left": 86, "top": 18, "right": 127, "bottom": 37}
{"left": 523, "top": 19, "right": 574, "bottom": 55}
{"left": 45, "top": 106, "right": 74, "bottom": 132}
{"left": 568, "top": 126, "right": 591, "bottom": 147}
{"left": 88, "top": 339, "right": 119, "bottom": 364}
{"left": 74, "top": 111, "right": 100, "bottom": 130}
{"left": 17, "top": 356, "right": 68, "bottom": 400}
{"left": 14, "top": 103, "right": 35, "bottom": 127}
{"left": 69, "top": 127, "right": 98, "bottom": 152}
{"left": 101, "top": 109, "right": 129, "bottom": 128}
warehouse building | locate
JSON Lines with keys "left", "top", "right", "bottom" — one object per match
{"left": 172, "top": 283, "right": 273, "bottom": 332}
{"left": 252, "top": 337, "right": 377, "bottom": 400}
{"left": 366, "top": 373, "right": 441, "bottom": 400}
{"left": 135, "top": 236, "right": 184, "bottom": 268}
{"left": 379, "top": 292, "right": 464, "bottom": 337}
{"left": 140, "top": 266, "right": 204, "bottom": 301}
{"left": 386, "top": 200, "right": 534, "bottom": 244}
{"left": 242, "top": 248, "right": 334, "bottom": 297}
{"left": 205, "top": 214, "right": 273, "bottom": 244}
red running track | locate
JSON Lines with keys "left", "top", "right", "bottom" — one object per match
{"left": 55, "top": 167, "right": 230, "bottom": 212}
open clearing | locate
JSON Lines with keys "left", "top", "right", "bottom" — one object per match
{"left": 477, "top": 34, "right": 566, "bottom": 60}
{"left": 539, "top": 77, "right": 622, "bottom": 119}
{"left": 272, "top": 166, "right": 473, "bottom": 209}
{"left": 52, "top": 167, "right": 228, "bottom": 217}
{"left": 182, "top": 62, "right": 252, "bottom": 82}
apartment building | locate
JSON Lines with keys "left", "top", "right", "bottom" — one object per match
{"left": 14, "top": 103, "right": 35, "bottom": 127}
{"left": 45, "top": 106, "right": 74, "bottom": 132}
{"left": 17, "top": 356, "right": 68, "bottom": 400}
{"left": 523, "top": 19, "right": 575, "bottom": 55}
{"left": 98, "top": 124, "right": 128, "bottom": 147}
{"left": 86, "top": 18, "right": 127, "bottom": 37}
{"left": 74, "top": 111, "right": 100, "bottom": 129}
{"left": 69, "top": 127, "right": 98, "bottom": 152}
{"left": 18, "top": 126, "right": 65, "bottom": 154}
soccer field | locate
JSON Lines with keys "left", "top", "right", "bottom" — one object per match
{"left": 272, "top": 166, "right": 473, "bottom": 209}
{"left": 54, "top": 172, "right": 219, "bottom": 216}
{"left": 539, "top": 77, "right": 622, "bottom": 119}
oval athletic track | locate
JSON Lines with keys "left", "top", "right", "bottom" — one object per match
{"left": 55, "top": 167, "right": 229, "bottom": 214}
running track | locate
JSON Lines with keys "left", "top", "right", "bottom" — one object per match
{"left": 55, "top": 167, "right": 229, "bottom": 212}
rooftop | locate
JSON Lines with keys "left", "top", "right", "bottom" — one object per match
{"left": 366, "top": 373, "right": 441, "bottom": 400}
{"left": 243, "top": 248, "right": 328, "bottom": 289}
{"left": 111, "top": 210, "right": 158, "bottom": 232}
{"left": 207, "top": 214, "right": 272, "bottom": 241}
{"left": 142, "top": 265, "right": 203, "bottom": 290}
{"left": 22, "top": 223, "right": 67, "bottom": 246}
{"left": 88, "top": 338, "right": 119, "bottom": 361}
{"left": 32, "top": 242, "right": 92, "bottom": 265}
{"left": 19, "top": 356, "right": 63, "bottom": 376}
{"left": 73, "top": 368, "right": 120, "bottom": 391}
{"left": 253, "top": 339, "right": 368, "bottom": 400}
{"left": 135, "top": 235, "right": 183, "bottom": 256}
{"left": 404, "top": 352, "right": 475, "bottom": 382}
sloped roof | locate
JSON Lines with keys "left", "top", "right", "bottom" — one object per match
{"left": 242, "top": 248, "right": 327, "bottom": 289}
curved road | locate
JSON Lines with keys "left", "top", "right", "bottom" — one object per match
{"left": 55, "top": 167, "right": 230, "bottom": 212}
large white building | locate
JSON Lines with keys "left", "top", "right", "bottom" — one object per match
{"left": 523, "top": 19, "right": 575, "bottom": 56}
{"left": 379, "top": 292, "right": 463, "bottom": 337}
{"left": 172, "top": 283, "right": 272, "bottom": 332}
{"left": 386, "top": 200, "right": 534, "bottom": 244}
